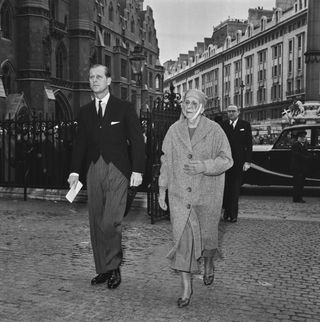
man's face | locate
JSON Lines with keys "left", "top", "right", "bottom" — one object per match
{"left": 227, "top": 106, "right": 240, "bottom": 121}
{"left": 298, "top": 135, "right": 306, "bottom": 143}
{"left": 89, "top": 66, "right": 111, "bottom": 97}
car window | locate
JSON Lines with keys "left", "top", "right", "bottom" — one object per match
{"left": 314, "top": 128, "right": 320, "bottom": 148}
{"left": 273, "top": 128, "right": 311, "bottom": 149}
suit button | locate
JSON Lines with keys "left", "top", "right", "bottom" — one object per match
{"left": 187, "top": 187, "right": 192, "bottom": 192}
{"left": 187, "top": 154, "right": 192, "bottom": 159}
{"left": 187, "top": 204, "right": 191, "bottom": 209}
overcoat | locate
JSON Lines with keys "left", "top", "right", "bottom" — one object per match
{"left": 159, "top": 116, "right": 233, "bottom": 261}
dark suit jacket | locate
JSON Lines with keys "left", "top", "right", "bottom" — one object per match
{"left": 221, "top": 118, "right": 253, "bottom": 174}
{"left": 71, "top": 95, "right": 145, "bottom": 179}
{"left": 290, "top": 141, "right": 310, "bottom": 175}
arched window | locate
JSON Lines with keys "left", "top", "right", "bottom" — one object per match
{"left": 108, "top": 3, "right": 114, "bottom": 22}
{"left": 1, "top": 1, "right": 13, "bottom": 40}
{"left": 131, "top": 18, "right": 135, "bottom": 33}
{"left": 1, "top": 61, "right": 15, "bottom": 95}
{"left": 56, "top": 43, "right": 67, "bottom": 79}
{"left": 155, "top": 74, "right": 161, "bottom": 90}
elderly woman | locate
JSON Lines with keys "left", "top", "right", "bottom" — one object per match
{"left": 158, "top": 89, "right": 233, "bottom": 308}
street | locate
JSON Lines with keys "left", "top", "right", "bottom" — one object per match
{"left": 0, "top": 192, "right": 320, "bottom": 322}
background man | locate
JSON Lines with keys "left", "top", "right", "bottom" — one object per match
{"left": 68, "top": 64, "right": 145, "bottom": 289}
{"left": 290, "top": 130, "right": 310, "bottom": 203}
{"left": 221, "top": 105, "right": 252, "bottom": 223}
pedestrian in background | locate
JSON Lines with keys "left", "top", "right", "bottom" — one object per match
{"left": 221, "top": 105, "right": 252, "bottom": 223}
{"left": 67, "top": 64, "right": 145, "bottom": 289}
{"left": 290, "top": 130, "right": 311, "bottom": 203}
{"left": 158, "top": 89, "right": 233, "bottom": 308}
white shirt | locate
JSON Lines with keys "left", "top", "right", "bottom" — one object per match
{"left": 95, "top": 93, "right": 110, "bottom": 117}
{"left": 230, "top": 118, "right": 239, "bottom": 128}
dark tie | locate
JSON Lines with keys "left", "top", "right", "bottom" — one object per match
{"left": 98, "top": 100, "right": 102, "bottom": 120}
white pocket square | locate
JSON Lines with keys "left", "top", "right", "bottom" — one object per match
{"left": 111, "top": 121, "right": 120, "bottom": 125}
{"left": 240, "top": 128, "right": 245, "bottom": 131}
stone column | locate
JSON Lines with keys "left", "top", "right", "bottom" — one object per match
{"left": 69, "top": 0, "right": 95, "bottom": 112}
{"left": 15, "top": 1, "right": 50, "bottom": 113}
{"left": 305, "top": 0, "right": 320, "bottom": 101}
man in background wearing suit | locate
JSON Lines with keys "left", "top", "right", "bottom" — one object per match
{"left": 290, "top": 130, "right": 310, "bottom": 203}
{"left": 68, "top": 64, "right": 145, "bottom": 289}
{"left": 221, "top": 105, "right": 252, "bottom": 223}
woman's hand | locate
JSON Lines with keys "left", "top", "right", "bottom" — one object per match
{"left": 183, "top": 160, "right": 205, "bottom": 175}
{"left": 158, "top": 189, "right": 168, "bottom": 211}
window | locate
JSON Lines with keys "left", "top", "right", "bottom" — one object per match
{"left": 274, "top": 129, "right": 311, "bottom": 149}
{"left": 297, "top": 57, "right": 302, "bottom": 70}
{"left": 289, "top": 39, "right": 293, "bottom": 53}
{"left": 258, "top": 50, "right": 267, "bottom": 64}
{"left": 131, "top": 18, "right": 135, "bottom": 33}
{"left": 105, "top": 55, "right": 112, "bottom": 76}
{"left": 297, "top": 35, "right": 302, "bottom": 49}
{"left": 104, "top": 32, "right": 111, "bottom": 46}
{"left": 108, "top": 4, "right": 114, "bottom": 22}
{"left": 288, "top": 60, "right": 293, "bottom": 73}
{"left": 1, "top": 62, "right": 15, "bottom": 95}
{"left": 195, "top": 78, "right": 199, "bottom": 89}
{"left": 1, "top": 1, "right": 13, "bottom": 40}
{"left": 149, "top": 72, "right": 153, "bottom": 88}
{"left": 120, "top": 59, "right": 128, "bottom": 78}
{"left": 155, "top": 75, "right": 161, "bottom": 90}
{"left": 56, "top": 42, "right": 67, "bottom": 79}
{"left": 188, "top": 80, "right": 192, "bottom": 89}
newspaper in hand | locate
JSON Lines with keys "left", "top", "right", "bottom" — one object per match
{"left": 66, "top": 181, "right": 83, "bottom": 203}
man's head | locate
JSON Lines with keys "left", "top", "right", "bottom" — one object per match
{"left": 89, "top": 64, "right": 111, "bottom": 99}
{"left": 226, "top": 105, "right": 240, "bottom": 122}
{"left": 296, "top": 130, "right": 307, "bottom": 143}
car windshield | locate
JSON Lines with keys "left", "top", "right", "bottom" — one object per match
{"left": 273, "top": 128, "right": 311, "bottom": 149}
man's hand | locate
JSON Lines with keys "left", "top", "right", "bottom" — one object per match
{"left": 67, "top": 173, "right": 79, "bottom": 189}
{"left": 158, "top": 189, "right": 168, "bottom": 211}
{"left": 243, "top": 162, "right": 251, "bottom": 172}
{"left": 130, "top": 172, "right": 142, "bottom": 187}
{"left": 183, "top": 160, "right": 205, "bottom": 175}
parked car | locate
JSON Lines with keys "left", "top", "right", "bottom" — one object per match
{"left": 244, "top": 123, "right": 320, "bottom": 186}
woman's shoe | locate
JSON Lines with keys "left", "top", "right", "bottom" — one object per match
{"left": 177, "top": 290, "right": 193, "bottom": 308}
{"left": 203, "top": 273, "right": 214, "bottom": 286}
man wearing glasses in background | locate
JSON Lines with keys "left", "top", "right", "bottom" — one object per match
{"left": 221, "top": 105, "right": 252, "bottom": 223}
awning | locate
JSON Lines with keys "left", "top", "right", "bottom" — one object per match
{"left": 0, "top": 78, "right": 6, "bottom": 98}
{"left": 44, "top": 85, "right": 55, "bottom": 100}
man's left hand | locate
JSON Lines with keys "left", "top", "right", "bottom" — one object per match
{"left": 130, "top": 172, "right": 143, "bottom": 187}
{"left": 243, "top": 162, "right": 251, "bottom": 172}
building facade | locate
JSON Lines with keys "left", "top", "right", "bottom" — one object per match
{"left": 164, "top": 0, "right": 312, "bottom": 133}
{"left": 0, "top": 0, "right": 163, "bottom": 120}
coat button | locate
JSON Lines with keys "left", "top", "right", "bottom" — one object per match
{"left": 187, "top": 187, "right": 192, "bottom": 192}
{"left": 99, "top": 126, "right": 102, "bottom": 129}
{"left": 187, "top": 204, "right": 191, "bottom": 209}
{"left": 187, "top": 154, "right": 192, "bottom": 159}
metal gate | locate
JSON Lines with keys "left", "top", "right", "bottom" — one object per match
{"left": 144, "top": 85, "right": 182, "bottom": 223}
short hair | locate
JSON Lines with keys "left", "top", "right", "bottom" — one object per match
{"left": 89, "top": 64, "right": 111, "bottom": 78}
{"left": 227, "top": 104, "right": 239, "bottom": 111}
{"left": 183, "top": 89, "right": 207, "bottom": 108}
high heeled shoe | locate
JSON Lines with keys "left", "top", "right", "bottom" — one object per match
{"left": 177, "top": 290, "right": 193, "bottom": 308}
{"left": 203, "top": 273, "right": 214, "bottom": 286}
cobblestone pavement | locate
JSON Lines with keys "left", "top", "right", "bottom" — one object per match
{"left": 0, "top": 193, "right": 320, "bottom": 322}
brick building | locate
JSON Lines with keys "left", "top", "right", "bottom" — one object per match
{"left": 0, "top": 0, "right": 163, "bottom": 120}
{"left": 163, "top": 0, "right": 320, "bottom": 133}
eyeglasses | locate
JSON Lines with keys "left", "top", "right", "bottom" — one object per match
{"left": 183, "top": 100, "right": 199, "bottom": 110}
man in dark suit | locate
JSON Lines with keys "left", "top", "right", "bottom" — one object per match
{"left": 290, "top": 130, "right": 310, "bottom": 203}
{"left": 67, "top": 64, "right": 145, "bottom": 289}
{"left": 221, "top": 105, "right": 252, "bottom": 223}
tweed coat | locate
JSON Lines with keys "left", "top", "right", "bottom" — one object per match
{"left": 159, "top": 116, "right": 233, "bottom": 261}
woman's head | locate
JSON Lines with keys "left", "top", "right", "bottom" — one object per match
{"left": 181, "top": 89, "right": 207, "bottom": 122}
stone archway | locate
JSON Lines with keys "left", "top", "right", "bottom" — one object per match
{"left": 53, "top": 90, "right": 72, "bottom": 120}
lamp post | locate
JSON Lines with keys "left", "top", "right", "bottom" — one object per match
{"left": 240, "top": 80, "right": 245, "bottom": 116}
{"left": 130, "top": 44, "right": 146, "bottom": 115}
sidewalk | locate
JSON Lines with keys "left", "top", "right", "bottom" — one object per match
{"left": 0, "top": 195, "right": 320, "bottom": 322}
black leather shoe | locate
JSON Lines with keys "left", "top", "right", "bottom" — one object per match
{"left": 91, "top": 272, "right": 111, "bottom": 285}
{"left": 107, "top": 268, "right": 121, "bottom": 289}
{"left": 230, "top": 218, "right": 237, "bottom": 223}
{"left": 293, "top": 199, "right": 306, "bottom": 203}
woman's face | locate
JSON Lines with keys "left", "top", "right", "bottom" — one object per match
{"left": 182, "top": 94, "right": 203, "bottom": 120}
